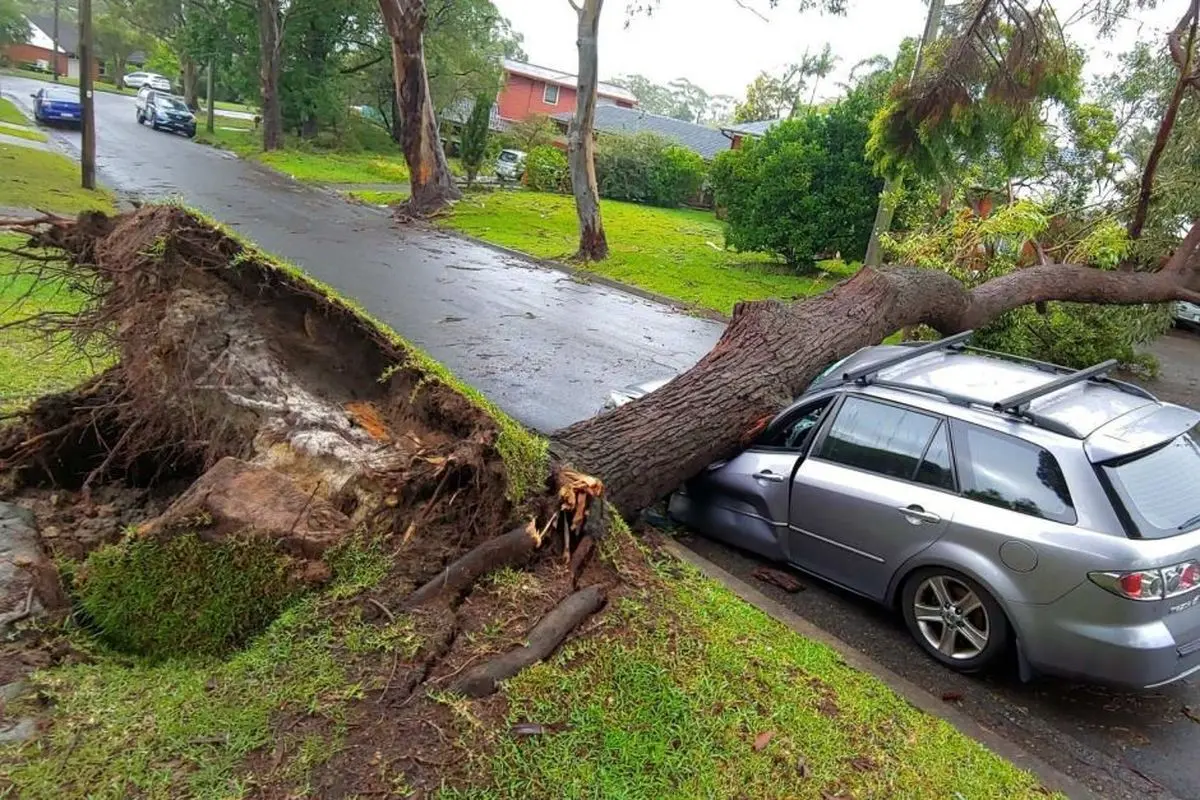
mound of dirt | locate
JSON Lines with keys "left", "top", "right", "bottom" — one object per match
{"left": 0, "top": 206, "right": 614, "bottom": 796}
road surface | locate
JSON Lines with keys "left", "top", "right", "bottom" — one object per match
{"left": 0, "top": 73, "right": 722, "bottom": 433}
{"left": 4, "top": 72, "right": 1200, "bottom": 800}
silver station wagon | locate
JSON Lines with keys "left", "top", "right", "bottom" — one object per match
{"left": 619, "top": 333, "right": 1200, "bottom": 687}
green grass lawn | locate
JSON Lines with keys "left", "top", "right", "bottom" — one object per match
{"left": 0, "top": 233, "right": 112, "bottom": 411}
{"left": 213, "top": 99, "right": 258, "bottom": 114}
{"left": 0, "top": 142, "right": 115, "bottom": 214}
{"left": 1, "top": 124, "right": 49, "bottom": 143}
{"left": 0, "top": 97, "right": 30, "bottom": 125}
{"left": 450, "top": 546, "right": 1056, "bottom": 799}
{"left": 195, "top": 126, "right": 415, "bottom": 184}
{"left": 441, "top": 191, "right": 857, "bottom": 316}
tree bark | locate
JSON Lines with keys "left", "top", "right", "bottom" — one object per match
{"left": 114, "top": 57, "right": 126, "bottom": 89}
{"left": 377, "top": 0, "right": 461, "bottom": 214}
{"left": 257, "top": 0, "right": 285, "bottom": 152}
{"left": 181, "top": 57, "right": 199, "bottom": 109}
{"left": 567, "top": 0, "right": 608, "bottom": 261}
{"left": 551, "top": 222, "right": 1200, "bottom": 515}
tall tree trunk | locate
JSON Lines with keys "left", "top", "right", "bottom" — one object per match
{"left": 377, "top": 0, "right": 460, "bottom": 214}
{"left": 567, "top": 0, "right": 608, "bottom": 261}
{"left": 181, "top": 57, "right": 199, "bottom": 108}
{"left": 257, "top": 0, "right": 284, "bottom": 152}
{"left": 863, "top": 0, "right": 945, "bottom": 266}
{"left": 114, "top": 56, "right": 126, "bottom": 89}
{"left": 552, "top": 221, "right": 1200, "bottom": 515}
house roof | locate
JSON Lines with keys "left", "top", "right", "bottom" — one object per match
{"left": 721, "top": 118, "right": 785, "bottom": 138}
{"left": 553, "top": 105, "right": 731, "bottom": 160}
{"left": 502, "top": 58, "right": 636, "bottom": 104}
{"left": 26, "top": 15, "right": 73, "bottom": 54}
{"left": 441, "top": 97, "right": 508, "bottom": 131}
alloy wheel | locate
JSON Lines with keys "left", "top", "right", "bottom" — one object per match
{"left": 912, "top": 574, "right": 990, "bottom": 660}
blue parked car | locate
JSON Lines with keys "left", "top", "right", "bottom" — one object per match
{"left": 31, "top": 86, "right": 82, "bottom": 127}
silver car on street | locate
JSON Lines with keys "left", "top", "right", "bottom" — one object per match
{"left": 614, "top": 333, "right": 1200, "bottom": 688}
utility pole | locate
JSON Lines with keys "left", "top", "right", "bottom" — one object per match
{"left": 52, "top": 0, "right": 60, "bottom": 82}
{"left": 79, "top": 0, "right": 96, "bottom": 189}
{"left": 207, "top": 59, "right": 216, "bottom": 134}
{"left": 862, "top": 0, "right": 944, "bottom": 267}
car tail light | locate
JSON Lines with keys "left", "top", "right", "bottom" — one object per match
{"left": 1089, "top": 560, "right": 1200, "bottom": 601}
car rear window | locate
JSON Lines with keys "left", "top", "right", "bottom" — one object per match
{"left": 1102, "top": 426, "right": 1200, "bottom": 538}
{"left": 499, "top": 151, "right": 519, "bottom": 162}
{"left": 953, "top": 423, "right": 1076, "bottom": 525}
{"left": 46, "top": 89, "right": 77, "bottom": 102}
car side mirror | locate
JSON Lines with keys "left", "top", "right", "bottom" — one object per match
{"left": 705, "top": 460, "right": 728, "bottom": 472}
{"left": 30, "top": 93, "right": 36, "bottom": 98}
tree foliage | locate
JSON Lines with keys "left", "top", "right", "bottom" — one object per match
{"left": 460, "top": 92, "right": 493, "bottom": 185}
{"left": 610, "top": 73, "right": 732, "bottom": 124}
{"left": 497, "top": 113, "right": 559, "bottom": 151}
{"left": 713, "top": 86, "right": 883, "bottom": 266}
{"left": 594, "top": 132, "right": 706, "bottom": 207}
{"left": 524, "top": 145, "right": 570, "bottom": 192}
{"left": 732, "top": 43, "right": 838, "bottom": 123}
{"left": 0, "top": 0, "right": 29, "bottom": 48}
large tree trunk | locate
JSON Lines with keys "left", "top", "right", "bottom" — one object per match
{"left": 566, "top": 0, "right": 607, "bottom": 261}
{"left": 378, "top": 0, "right": 460, "bottom": 214}
{"left": 114, "top": 57, "right": 126, "bottom": 89}
{"left": 257, "top": 0, "right": 285, "bottom": 152}
{"left": 552, "top": 224, "right": 1200, "bottom": 515}
{"left": 181, "top": 57, "right": 199, "bottom": 108}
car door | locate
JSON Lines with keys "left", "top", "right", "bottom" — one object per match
{"left": 670, "top": 394, "right": 835, "bottom": 562}
{"left": 788, "top": 394, "right": 956, "bottom": 600}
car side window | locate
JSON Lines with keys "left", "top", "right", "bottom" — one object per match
{"left": 757, "top": 397, "right": 833, "bottom": 452}
{"left": 914, "top": 423, "right": 955, "bottom": 491}
{"left": 952, "top": 423, "right": 1076, "bottom": 524}
{"left": 816, "top": 396, "right": 940, "bottom": 481}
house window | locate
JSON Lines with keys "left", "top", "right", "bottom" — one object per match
{"left": 543, "top": 83, "right": 560, "bottom": 105}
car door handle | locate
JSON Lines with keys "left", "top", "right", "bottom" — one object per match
{"left": 753, "top": 470, "right": 786, "bottom": 483}
{"left": 898, "top": 505, "right": 941, "bottom": 524}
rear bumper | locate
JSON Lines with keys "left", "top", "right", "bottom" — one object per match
{"left": 1011, "top": 586, "right": 1200, "bottom": 689}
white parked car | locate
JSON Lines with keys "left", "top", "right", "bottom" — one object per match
{"left": 1176, "top": 301, "right": 1200, "bottom": 331}
{"left": 123, "top": 72, "right": 171, "bottom": 92}
{"left": 495, "top": 148, "right": 526, "bottom": 181}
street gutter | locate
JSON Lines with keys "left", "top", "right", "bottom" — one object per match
{"left": 661, "top": 537, "right": 1103, "bottom": 800}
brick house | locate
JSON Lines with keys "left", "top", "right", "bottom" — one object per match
{"left": 496, "top": 59, "right": 636, "bottom": 124}
{"left": 1, "top": 15, "right": 102, "bottom": 80}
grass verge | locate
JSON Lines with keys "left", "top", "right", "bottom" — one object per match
{"left": 1, "top": 124, "right": 48, "bottom": 143}
{"left": 0, "top": 541, "right": 401, "bottom": 799}
{"left": 0, "top": 97, "right": 30, "bottom": 126}
{"left": 194, "top": 127, "right": 412, "bottom": 184}
{"left": 0, "top": 233, "right": 113, "bottom": 412}
{"left": 0, "top": 142, "right": 116, "bottom": 214}
{"left": 450, "top": 534, "right": 1056, "bottom": 800}
{"left": 440, "top": 190, "right": 858, "bottom": 316}
{"left": 346, "top": 189, "right": 408, "bottom": 205}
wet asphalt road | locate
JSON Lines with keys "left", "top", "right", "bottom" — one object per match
{"left": 5, "top": 74, "right": 1200, "bottom": 800}
{"left": 0, "top": 74, "right": 722, "bottom": 433}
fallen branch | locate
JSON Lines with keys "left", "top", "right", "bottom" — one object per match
{"left": 450, "top": 584, "right": 607, "bottom": 698}
{"left": 402, "top": 521, "right": 544, "bottom": 609}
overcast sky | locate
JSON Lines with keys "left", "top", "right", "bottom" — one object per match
{"left": 492, "top": 0, "right": 1185, "bottom": 102}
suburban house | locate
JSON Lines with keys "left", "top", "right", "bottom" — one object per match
{"left": 721, "top": 119, "right": 785, "bottom": 149}
{"left": 496, "top": 59, "right": 636, "bottom": 123}
{"left": 551, "top": 105, "right": 733, "bottom": 160}
{"left": 1, "top": 15, "right": 103, "bottom": 80}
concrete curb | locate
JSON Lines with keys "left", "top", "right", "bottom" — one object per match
{"left": 660, "top": 538, "right": 1102, "bottom": 800}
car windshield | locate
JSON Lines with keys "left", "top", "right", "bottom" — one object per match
{"left": 45, "top": 89, "right": 77, "bottom": 102}
{"left": 499, "top": 151, "right": 520, "bottom": 162}
{"left": 159, "top": 97, "right": 189, "bottom": 112}
{"left": 1103, "top": 425, "right": 1200, "bottom": 538}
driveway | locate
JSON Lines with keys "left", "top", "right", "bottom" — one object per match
{"left": 0, "top": 73, "right": 721, "bottom": 433}
{"left": 4, "top": 72, "right": 1199, "bottom": 800}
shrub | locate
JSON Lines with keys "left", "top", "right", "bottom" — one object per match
{"left": 460, "top": 93, "right": 493, "bottom": 185}
{"left": 496, "top": 113, "right": 559, "bottom": 152}
{"left": 711, "top": 89, "right": 883, "bottom": 267}
{"left": 525, "top": 145, "right": 569, "bottom": 193}
{"left": 77, "top": 533, "right": 304, "bottom": 660}
{"left": 594, "top": 132, "right": 707, "bottom": 208}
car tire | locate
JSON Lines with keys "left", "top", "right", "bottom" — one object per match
{"left": 150, "top": 121, "right": 159, "bottom": 131}
{"left": 901, "top": 567, "right": 1008, "bottom": 673}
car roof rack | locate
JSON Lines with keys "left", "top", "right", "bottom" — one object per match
{"left": 992, "top": 359, "right": 1119, "bottom": 414}
{"left": 950, "top": 343, "right": 1158, "bottom": 403}
{"left": 841, "top": 330, "right": 975, "bottom": 385}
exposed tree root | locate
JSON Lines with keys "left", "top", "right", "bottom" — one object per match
{"left": 403, "top": 521, "right": 544, "bottom": 609}
{"left": 450, "top": 584, "right": 608, "bottom": 698}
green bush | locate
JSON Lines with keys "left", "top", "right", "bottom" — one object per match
{"left": 77, "top": 533, "right": 304, "bottom": 660}
{"left": 594, "top": 132, "right": 707, "bottom": 208}
{"left": 711, "top": 89, "right": 883, "bottom": 267}
{"left": 525, "top": 145, "right": 570, "bottom": 193}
